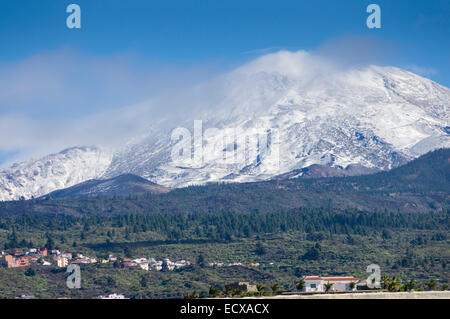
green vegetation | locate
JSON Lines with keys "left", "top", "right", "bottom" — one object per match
{"left": 0, "top": 149, "right": 448, "bottom": 217}
{"left": 0, "top": 149, "right": 448, "bottom": 298}
{"left": 0, "top": 209, "right": 448, "bottom": 298}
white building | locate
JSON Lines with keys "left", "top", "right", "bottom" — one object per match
{"left": 98, "top": 293, "right": 126, "bottom": 299}
{"left": 60, "top": 253, "right": 72, "bottom": 260}
{"left": 133, "top": 258, "right": 150, "bottom": 271}
{"left": 164, "top": 258, "right": 175, "bottom": 271}
{"left": 303, "top": 276, "right": 358, "bottom": 292}
{"left": 54, "top": 256, "right": 69, "bottom": 268}
{"left": 42, "top": 260, "right": 52, "bottom": 266}
{"left": 174, "top": 260, "right": 191, "bottom": 269}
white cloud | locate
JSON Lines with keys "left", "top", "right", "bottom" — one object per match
{"left": 0, "top": 47, "right": 441, "bottom": 168}
{"left": 404, "top": 64, "right": 438, "bottom": 77}
{"left": 0, "top": 48, "right": 222, "bottom": 165}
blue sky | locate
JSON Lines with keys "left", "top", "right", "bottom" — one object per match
{"left": 1, "top": 0, "right": 448, "bottom": 71}
{"left": 0, "top": 0, "right": 449, "bottom": 165}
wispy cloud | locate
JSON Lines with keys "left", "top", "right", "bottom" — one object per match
{"left": 404, "top": 64, "right": 438, "bottom": 77}
{"left": 0, "top": 48, "right": 222, "bottom": 165}
{"left": 241, "top": 47, "right": 284, "bottom": 55}
{"left": 0, "top": 45, "right": 443, "bottom": 168}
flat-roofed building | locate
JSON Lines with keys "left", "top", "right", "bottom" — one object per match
{"left": 303, "top": 276, "right": 358, "bottom": 292}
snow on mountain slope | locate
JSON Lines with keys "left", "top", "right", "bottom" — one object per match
{"left": 103, "top": 52, "right": 450, "bottom": 187}
{"left": 0, "top": 51, "right": 449, "bottom": 200}
{"left": 0, "top": 147, "right": 112, "bottom": 201}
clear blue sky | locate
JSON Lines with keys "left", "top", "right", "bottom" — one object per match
{"left": 0, "top": 0, "right": 448, "bottom": 74}
{"left": 0, "top": 0, "right": 449, "bottom": 164}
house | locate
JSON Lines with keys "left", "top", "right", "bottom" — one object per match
{"left": 174, "top": 260, "right": 191, "bottom": 269}
{"left": 228, "top": 262, "right": 243, "bottom": 267}
{"left": 59, "top": 253, "right": 72, "bottom": 260}
{"left": 54, "top": 256, "right": 69, "bottom": 268}
{"left": 98, "top": 293, "right": 126, "bottom": 299}
{"left": 133, "top": 258, "right": 148, "bottom": 264}
{"left": 163, "top": 258, "right": 175, "bottom": 271}
{"left": 303, "top": 276, "right": 359, "bottom": 292}
{"left": 148, "top": 259, "right": 163, "bottom": 271}
{"left": 303, "top": 276, "right": 323, "bottom": 292}
{"left": 12, "top": 249, "right": 24, "bottom": 257}
{"left": 133, "top": 258, "right": 150, "bottom": 270}
{"left": 71, "top": 258, "right": 91, "bottom": 264}
{"left": 208, "top": 262, "right": 224, "bottom": 267}
{"left": 122, "top": 258, "right": 138, "bottom": 269}
{"left": 138, "top": 262, "right": 149, "bottom": 270}
{"left": 5, "top": 255, "right": 30, "bottom": 268}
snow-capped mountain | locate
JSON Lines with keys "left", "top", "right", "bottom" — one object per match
{"left": 0, "top": 147, "right": 112, "bottom": 201}
{"left": 103, "top": 52, "right": 449, "bottom": 187}
{"left": 0, "top": 51, "right": 449, "bottom": 200}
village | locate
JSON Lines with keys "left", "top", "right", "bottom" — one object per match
{"left": 0, "top": 247, "right": 193, "bottom": 271}
{"left": 0, "top": 246, "right": 379, "bottom": 299}
{"left": 0, "top": 247, "right": 300, "bottom": 272}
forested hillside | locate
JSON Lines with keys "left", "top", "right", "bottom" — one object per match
{"left": 0, "top": 149, "right": 448, "bottom": 216}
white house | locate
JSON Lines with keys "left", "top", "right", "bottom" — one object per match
{"left": 98, "top": 293, "right": 126, "bottom": 299}
{"left": 174, "top": 259, "right": 191, "bottom": 269}
{"left": 54, "top": 256, "right": 69, "bottom": 268}
{"left": 133, "top": 258, "right": 150, "bottom": 270}
{"left": 303, "top": 276, "right": 358, "bottom": 292}
{"left": 164, "top": 258, "right": 176, "bottom": 271}
{"left": 60, "top": 253, "right": 72, "bottom": 260}
{"left": 303, "top": 276, "right": 323, "bottom": 292}
{"left": 150, "top": 261, "right": 163, "bottom": 271}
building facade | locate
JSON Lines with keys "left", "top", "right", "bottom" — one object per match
{"left": 303, "top": 276, "right": 358, "bottom": 292}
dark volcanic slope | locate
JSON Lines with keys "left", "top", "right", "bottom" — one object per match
{"left": 41, "top": 174, "right": 170, "bottom": 199}
{"left": 274, "top": 163, "right": 379, "bottom": 179}
{"left": 0, "top": 149, "right": 448, "bottom": 216}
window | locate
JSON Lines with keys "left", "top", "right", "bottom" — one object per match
{"left": 310, "top": 284, "right": 316, "bottom": 289}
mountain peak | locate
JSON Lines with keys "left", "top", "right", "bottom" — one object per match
{"left": 0, "top": 146, "right": 112, "bottom": 201}
{"left": 0, "top": 53, "right": 449, "bottom": 201}
{"left": 101, "top": 60, "right": 448, "bottom": 188}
